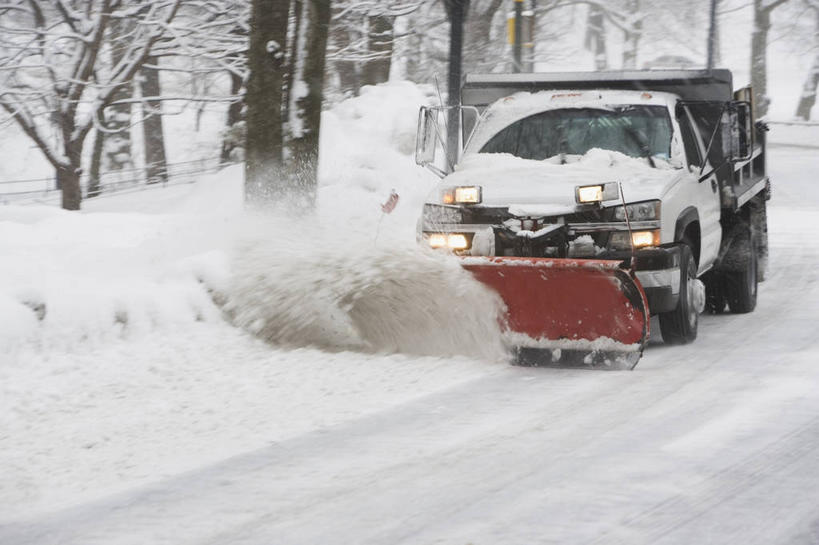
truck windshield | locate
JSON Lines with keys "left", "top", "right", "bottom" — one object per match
{"left": 479, "top": 106, "right": 672, "bottom": 162}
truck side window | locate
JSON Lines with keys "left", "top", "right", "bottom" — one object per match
{"left": 678, "top": 110, "right": 702, "bottom": 168}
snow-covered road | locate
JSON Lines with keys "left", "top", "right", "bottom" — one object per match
{"left": 2, "top": 146, "right": 819, "bottom": 544}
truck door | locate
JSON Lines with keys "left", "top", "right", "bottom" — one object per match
{"left": 678, "top": 105, "right": 722, "bottom": 273}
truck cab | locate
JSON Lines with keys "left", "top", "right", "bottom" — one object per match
{"left": 416, "top": 70, "right": 768, "bottom": 346}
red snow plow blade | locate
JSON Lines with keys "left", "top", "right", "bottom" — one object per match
{"left": 461, "top": 257, "right": 649, "bottom": 370}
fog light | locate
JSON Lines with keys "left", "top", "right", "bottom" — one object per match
{"left": 428, "top": 233, "right": 447, "bottom": 248}
{"left": 631, "top": 230, "right": 660, "bottom": 248}
{"left": 609, "top": 230, "right": 660, "bottom": 250}
{"left": 447, "top": 233, "right": 469, "bottom": 250}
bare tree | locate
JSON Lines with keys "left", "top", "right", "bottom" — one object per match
{"left": 140, "top": 58, "right": 168, "bottom": 184}
{"left": 328, "top": 1, "right": 424, "bottom": 95}
{"left": 287, "top": 0, "right": 332, "bottom": 205}
{"left": 360, "top": 10, "right": 395, "bottom": 86}
{"left": 752, "top": 0, "right": 793, "bottom": 117}
{"left": 621, "top": 0, "right": 642, "bottom": 69}
{"left": 463, "top": 0, "right": 504, "bottom": 72}
{"left": 245, "top": 0, "right": 289, "bottom": 202}
{"left": 584, "top": 4, "right": 608, "bottom": 69}
{"left": 795, "top": 0, "right": 819, "bottom": 119}
{"left": 0, "top": 1, "right": 186, "bottom": 209}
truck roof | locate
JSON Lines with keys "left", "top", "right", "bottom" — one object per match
{"left": 462, "top": 70, "right": 733, "bottom": 107}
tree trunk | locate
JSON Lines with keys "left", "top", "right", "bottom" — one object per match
{"left": 751, "top": 0, "right": 772, "bottom": 117}
{"left": 622, "top": 0, "right": 641, "bottom": 69}
{"left": 58, "top": 166, "right": 82, "bottom": 210}
{"left": 464, "top": 0, "right": 503, "bottom": 73}
{"left": 288, "top": 0, "right": 332, "bottom": 208}
{"left": 284, "top": 0, "right": 304, "bottom": 123}
{"left": 402, "top": 18, "right": 424, "bottom": 83}
{"left": 105, "top": 17, "right": 135, "bottom": 175}
{"left": 220, "top": 68, "right": 245, "bottom": 162}
{"left": 58, "top": 142, "right": 83, "bottom": 210}
{"left": 795, "top": 8, "right": 819, "bottom": 120}
{"left": 245, "top": 0, "right": 290, "bottom": 203}
{"left": 87, "top": 126, "right": 104, "bottom": 198}
{"left": 585, "top": 5, "right": 607, "bottom": 70}
{"left": 331, "top": 7, "right": 360, "bottom": 96}
{"left": 360, "top": 14, "right": 394, "bottom": 86}
{"left": 140, "top": 57, "right": 168, "bottom": 184}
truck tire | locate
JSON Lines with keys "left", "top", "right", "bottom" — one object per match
{"left": 725, "top": 224, "right": 758, "bottom": 313}
{"left": 750, "top": 197, "right": 769, "bottom": 282}
{"left": 659, "top": 243, "right": 699, "bottom": 345}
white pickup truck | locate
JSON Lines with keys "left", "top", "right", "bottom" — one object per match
{"left": 416, "top": 70, "right": 769, "bottom": 349}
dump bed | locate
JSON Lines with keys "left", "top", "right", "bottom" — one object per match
{"left": 462, "top": 70, "right": 734, "bottom": 108}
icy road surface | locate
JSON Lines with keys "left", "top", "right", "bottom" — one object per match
{"left": 3, "top": 146, "right": 819, "bottom": 544}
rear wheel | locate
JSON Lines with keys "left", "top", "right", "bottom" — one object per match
{"left": 750, "top": 197, "right": 769, "bottom": 282}
{"left": 659, "top": 243, "right": 700, "bottom": 345}
{"left": 725, "top": 224, "right": 758, "bottom": 313}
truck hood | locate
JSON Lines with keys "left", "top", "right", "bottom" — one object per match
{"left": 439, "top": 149, "right": 682, "bottom": 216}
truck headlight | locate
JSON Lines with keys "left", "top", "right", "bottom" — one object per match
{"left": 613, "top": 200, "right": 661, "bottom": 221}
{"left": 442, "top": 186, "right": 482, "bottom": 204}
{"left": 447, "top": 233, "right": 469, "bottom": 249}
{"left": 426, "top": 233, "right": 472, "bottom": 250}
{"left": 428, "top": 233, "right": 448, "bottom": 248}
{"left": 576, "top": 182, "right": 618, "bottom": 203}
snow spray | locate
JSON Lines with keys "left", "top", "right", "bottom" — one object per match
{"left": 221, "top": 215, "right": 508, "bottom": 361}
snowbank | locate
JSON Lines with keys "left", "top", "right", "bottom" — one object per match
{"left": 0, "top": 81, "right": 512, "bottom": 519}
{"left": 317, "top": 81, "right": 440, "bottom": 237}
{"left": 0, "top": 81, "right": 503, "bottom": 362}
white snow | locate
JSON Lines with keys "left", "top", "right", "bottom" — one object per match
{"left": 2, "top": 81, "right": 819, "bottom": 544}
{"left": 0, "top": 82, "right": 507, "bottom": 522}
{"left": 445, "top": 148, "right": 681, "bottom": 209}
{"left": 464, "top": 89, "right": 681, "bottom": 157}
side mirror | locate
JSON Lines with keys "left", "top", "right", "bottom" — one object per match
{"left": 415, "top": 106, "right": 437, "bottom": 166}
{"left": 721, "top": 101, "right": 753, "bottom": 163}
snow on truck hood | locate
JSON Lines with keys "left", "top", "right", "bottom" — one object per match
{"left": 439, "top": 149, "right": 681, "bottom": 213}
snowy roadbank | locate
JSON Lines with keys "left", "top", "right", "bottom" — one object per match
{"left": 2, "top": 144, "right": 818, "bottom": 543}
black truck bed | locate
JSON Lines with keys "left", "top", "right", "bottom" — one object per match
{"left": 461, "top": 70, "right": 734, "bottom": 107}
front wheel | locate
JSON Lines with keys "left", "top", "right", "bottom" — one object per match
{"left": 659, "top": 244, "right": 701, "bottom": 345}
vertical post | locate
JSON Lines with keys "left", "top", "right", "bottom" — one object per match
{"left": 445, "top": 0, "right": 468, "bottom": 170}
{"left": 513, "top": 0, "right": 523, "bottom": 73}
{"left": 706, "top": 0, "right": 717, "bottom": 70}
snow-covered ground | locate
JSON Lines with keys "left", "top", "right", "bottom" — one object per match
{"left": 2, "top": 80, "right": 819, "bottom": 543}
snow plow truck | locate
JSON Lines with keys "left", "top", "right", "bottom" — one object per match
{"left": 415, "top": 70, "right": 770, "bottom": 369}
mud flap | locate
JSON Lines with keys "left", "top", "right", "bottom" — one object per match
{"left": 461, "top": 257, "right": 650, "bottom": 370}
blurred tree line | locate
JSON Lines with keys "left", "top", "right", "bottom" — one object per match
{"left": 1, "top": 0, "right": 817, "bottom": 210}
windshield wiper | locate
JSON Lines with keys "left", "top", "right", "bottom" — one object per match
{"left": 557, "top": 123, "right": 568, "bottom": 164}
{"left": 624, "top": 125, "right": 657, "bottom": 168}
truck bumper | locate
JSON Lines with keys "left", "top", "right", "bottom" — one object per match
{"left": 633, "top": 247, "right": 681, "bottom": 315}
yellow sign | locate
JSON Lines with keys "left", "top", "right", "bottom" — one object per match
{"left": 507, "top": 10, "right": 535, "bottom": 47}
